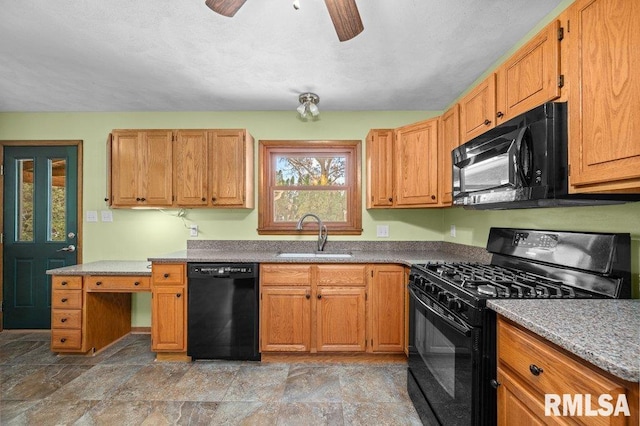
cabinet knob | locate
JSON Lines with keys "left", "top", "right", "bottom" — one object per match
{"left": 141, "top": 197, "right": 146, "bottom": 202}
{"left": 484, "top": 119, "right": 492, "bottom": 126}
{"left": 317, "top": 294, "right": 322, "bottom": 299}
{"left": 431, "top": 195, "right": 436, "bottom": 200}
{"left": 61, "top": 281, "right": 67, "bottom": 286}
{"left": 490, "top": 379, "right": 501, "bottom": 388}
{"left": 164, "top": 273, "right": 170, "bottom": 278}
{"left": 104, "top": 197, "right": 109, "bottom": 202}
{"left": 61, "top": 318, "right": 67, "bottom": 323}
{"left": 529, "top": 364, "right": 544, "bottom": 376}
{"left": 134, "top": 281, "right": 140, "bottom": 286}
{"left": 212, "top": 197, "right": 217, "bottom": 202}
{"left": 496, "top": 111, "right": 504, "bottom": 118}
{"left": 306, "top": 293, "right": 311, "bottom": 299}
{"left": 60, "top": 338, "right": 67, "bottom": 343}
{"left": 388, "top": 197, "right": 393, "bottom": 202}
{"left": 176, "top": 293, "right": 182, "bottom": 298}
{"left": 96, "top": 281, "right": 102, "bottom": 286}
{"left": 202, "top": 197, "right": 206, "bottom": 202}
{"left": 61, "top": 298, "right": 68, "bottom": 303}
{"left": 136, "top": 197, "right": 141, "bottom": 201}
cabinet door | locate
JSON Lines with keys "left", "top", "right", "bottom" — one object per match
{"left": 151, "top": 285, "right": 186, "bottom": 351}
{"left": 439, "top": 104, "right": 460, "bottom": 205}
{"left": 366, "top": 129, "right": 395, "bottom": 208}
{"left": 369, "top": 265, "right": 405, "bottom": 353}
{"left": 316, "top": 286, "right": 366, "bottom": 352}
{"left": 497, "top": 368, "right": 550, "bottom": 426}
{"left": 260, "top": 286, "right": 311, "bottom": 352}
{"left": 209, "top": 130, "right": 251, "bottom": 207}
{"left": 567, "top": 0, "right": 640, "bottom": 192}
{"left": 459, "top": 74, "right": 496, "bottom": 142}
{"left": 394, "top": 117, "right": 440, "bottom": 206}
{"left": 110, "top": 131, "right": 141, "bottom": 206}
{"left": 495, "top": 20, "right": 561, "bottom": 125}
{"left": 110, "top": 130, "right": 173, "bottom": 207}
{"left": 140, "top": 131, "right": 173, "bottom": 206}
{"left": 174, "top": 130, "right": 208, "bottom": 206}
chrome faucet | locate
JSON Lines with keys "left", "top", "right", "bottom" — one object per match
{"left": 296, "top": 213, "right": 328, "bottom": 252}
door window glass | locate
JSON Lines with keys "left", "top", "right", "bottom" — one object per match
{"left": 48, "top": 158, "right": 66, "bottom": 241}
{"left": 16, "top": 159, "right": 34, "bottom": 242}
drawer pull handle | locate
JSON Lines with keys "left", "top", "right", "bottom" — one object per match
{"left": 96, "top": 281, "right": 102, "bottom": 286}
{"left": 61, "top": 298, "right": 68, "bottom": 303}
{"left": 164, "top": 273, "right": 170, "bottom": 278}
{"left": 61, "top": 281, "right": 68, "bottom": 286}
{"left": 61, "top": 318, "right": 67, "bottom": 323}
{"left": 529, "top": 364, "right": 544, "bottom": 376}
{"left": 484, "top": 119, "right": 492, "bottom": 126}
{"left": 60, "top": 338, "right": 67, "bottom": 343}
{"left": 490, "top": 379, "right": 501, "bottom": 388}
{"left": 134, "top": 281, "right": 140, "bottom": 286}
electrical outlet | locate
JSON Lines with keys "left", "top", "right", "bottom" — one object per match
{"left": 376, "top": 225, "right": 390, "bottom": 238}
{"left": 189, "top": 225, "right": 198, "bottom": 237}
{"left": 450, "top": 225, "right": 456, "bottom": 238}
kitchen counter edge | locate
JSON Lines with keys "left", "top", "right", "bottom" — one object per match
{"left": 488, "top": 299, "right": 640, "bottom": 383}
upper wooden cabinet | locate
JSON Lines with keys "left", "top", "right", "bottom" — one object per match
{"left": 439, "top": 104, "right": 460, "bottom": 205}
{"left": 109, "top": 130, "right": 173, "bottom": 207}
{"left": 366, "top": 129, "right": 395, "bottom": 208}
{"left": 367, "top": 118, "right": 443, "bottom": 208}
{"left": 459, "top": 74, "right": 496, "bottom": 143}
{"left": 495, "top": 20, "right": 562, "bottom": 125}
{"left": 395, "top": 118, "right": 440, "bottom": 207}
{"left": 565, "top": 0, "right": 640, "bottom": 193}
{"left": 173, "top": 129, "right": 254, "bottom": 208}
{"left": 108, "top": 128, "right": 254, "bottom": 208}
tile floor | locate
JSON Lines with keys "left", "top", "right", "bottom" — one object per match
{"left": 0, "top": 331, "right": 424, "bottom": 425}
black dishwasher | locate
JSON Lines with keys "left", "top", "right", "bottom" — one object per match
{"left": 187, "top": 263, "right": 260, "bottom": 361}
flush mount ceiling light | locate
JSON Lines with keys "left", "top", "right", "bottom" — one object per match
{"left": 297, "top": 92, "right": 320, "bottom": 119}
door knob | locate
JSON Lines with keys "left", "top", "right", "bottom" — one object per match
{"left": 57, "top": 245, "right": 76, "bottom": 253}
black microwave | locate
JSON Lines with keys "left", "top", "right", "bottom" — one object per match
{"left": 452, "top": 102, "right": 640, "bottom": 209}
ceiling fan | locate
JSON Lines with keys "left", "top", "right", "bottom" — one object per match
{"left": 204, "top": 0, "right": 364, "bottom": 42}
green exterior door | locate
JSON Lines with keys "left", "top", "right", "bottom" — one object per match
{"left": 3, "top": 145, "right": 79, "bottom": 329}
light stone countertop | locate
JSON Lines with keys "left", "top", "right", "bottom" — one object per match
{"left": 46, "top": 260, "right": 152, "bottom": 276}
{"left": 488, "top": 299, "right": 640, "bottom": 383}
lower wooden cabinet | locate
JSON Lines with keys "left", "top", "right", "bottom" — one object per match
{"left": 369, "top": 264, "right": 406, "bottom": 353}
{"left": 151, "top": 263, "right": 187, "bottom": 352}
{"left": 497, "top": 316, "right": 639, "bottom": 425}
{"left": 260, "top": 263, "right": 405, "bottom": 354}
{"left": 51, "top": 275, "right": 135, "bottom": 354}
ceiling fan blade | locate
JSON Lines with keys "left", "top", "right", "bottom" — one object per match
{"left": 205, "top": 0, "right": 247, "bottom": 17}
{"left": 324, "top": 0, "right": 364, "bottom": 42}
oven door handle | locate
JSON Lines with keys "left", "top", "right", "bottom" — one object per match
{"left": 409, "top": 287, "right": 472, "bottom": 337}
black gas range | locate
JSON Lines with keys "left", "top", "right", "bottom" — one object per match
{"left": 407, "top": 228, "right": 632, "bottom": 426}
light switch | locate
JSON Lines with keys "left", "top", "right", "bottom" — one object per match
{"left": 86, "top": 211, "right": 98, "bottom": 222}
{"left": 376, "top": 225, "right": 390, "bottom": 238}
{"left": 101, "top": 210, "right": 113, "bottom": 222}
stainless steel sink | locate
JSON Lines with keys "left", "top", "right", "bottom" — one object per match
{"left": 276, "top": 252, "right": 352, "bottom": 258}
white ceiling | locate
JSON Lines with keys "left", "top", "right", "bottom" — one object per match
{"left": 0, "top": 0, "right": 564, "bottom": 112}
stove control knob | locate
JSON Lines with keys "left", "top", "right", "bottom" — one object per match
{"left": 428, "top": 282, "right": 439, "bottom": 294}
{"left": 447, "top": 297, "right": 464, "bottom": 312}
{"left": 438, "top": 291, "right": 450, "bottom": 304}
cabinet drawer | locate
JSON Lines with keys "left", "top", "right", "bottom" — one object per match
{"left": 317, "top": 264, "right": 366, "bottom": 286}
{"left": 51, "top": 329, "right": 82, "bottom": 350}
{"left": 52, "top": 276, "right": 82, "bottom": 290}
{"left": 498, "top": 319, "right": 625, "bottom": 401}
{"left": 52, "top": 290, "right": 82, "bottom": 309}
{"left": 261, "top": 264, "right": 312, "bottom": 286}
{"left": 86, "top": 275, "right": 150, "bottom": 292}
{"left": 51, "top": 309, "right": 82, "bottom": 329}
{"left": 152, "top": 264, "right": 185, "bottom": 285}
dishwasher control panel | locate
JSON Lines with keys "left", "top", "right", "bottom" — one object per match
{"left": 188, "top": 263, "right": 257, "bottom": 278}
